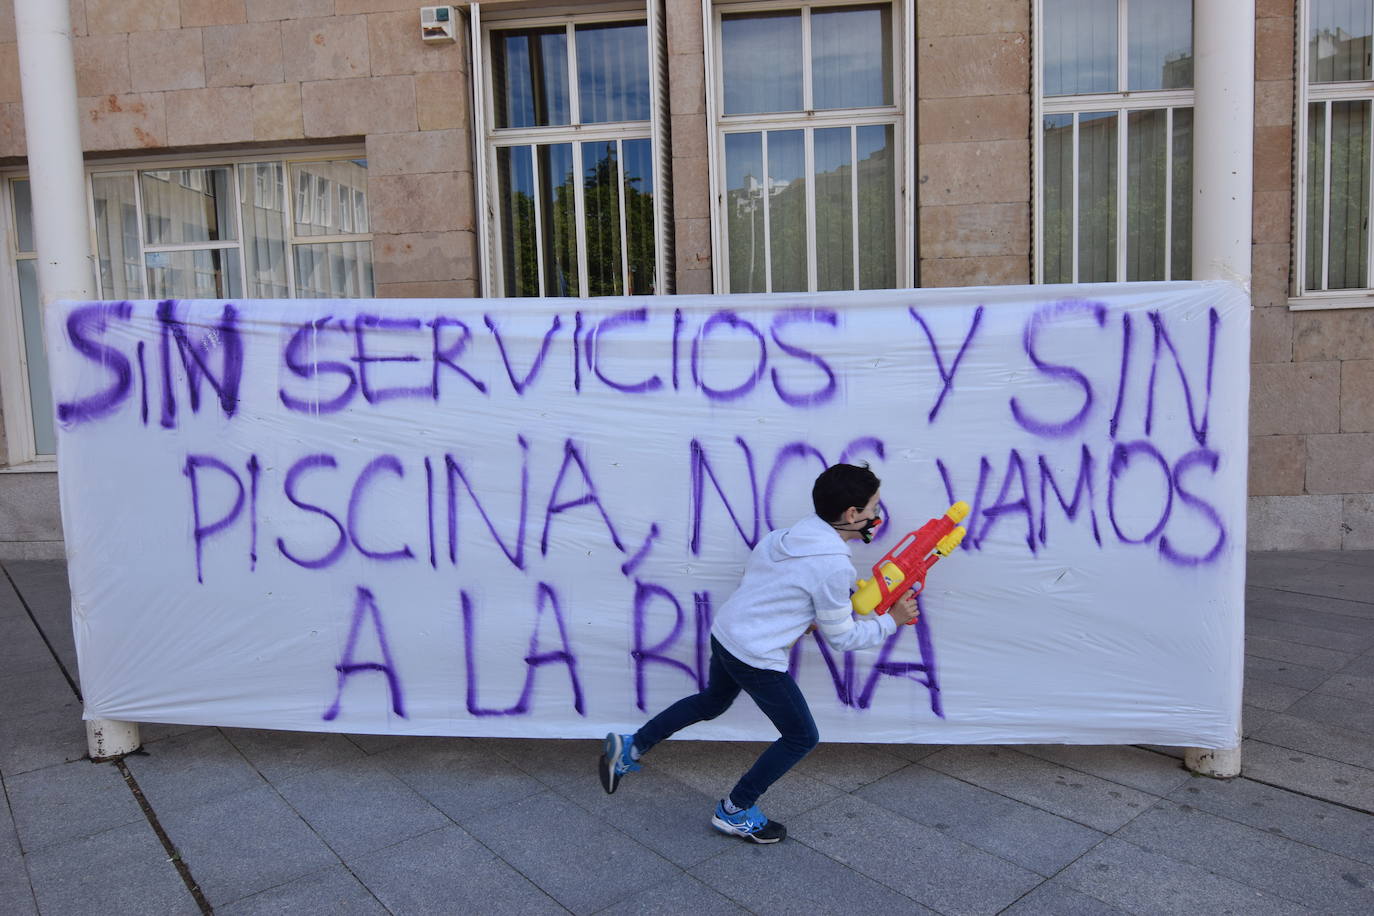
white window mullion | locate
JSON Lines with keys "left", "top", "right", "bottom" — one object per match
{"left": 229, "top": 163, "right": 248, "bottom": 297}
{"left": 762, "top": 130, "right": 773, "bottom": 293}
{"left": 850, "top": 125, "right": 860, "bottom": 290}
{"left": 531, "top": 146, "right": 547, "bottom": 296}
{"left": 801, "top": 7, "right": 813, "bottom": 112}
{"left": 1366, "top": 100, "right": 1374, "bottom": 288}
{"left": 1164, "top": 105, "right": 1173, "bottom": 280}
{"left": 1117, "top": 0, "right": 1129, "bottom": 93}
{"left": 1071, "top": 113, "right": 1080, "bottom": 283}
{"left": 566, "top": 22, "right": 581, "bottom": 127}
{"left": 573, "top": 142, "right": 589, "bottom": 297}
{"left": 1322, "top": 100, "right": 1333, "bottom": 290}
{"left": 1117, "top": 106, "right": 1128, "bottom": 282}
{"left": 804, "top": 127, "right": 817, "bottom": 291}
{"left": 616, "top": 139, "right": 630, "bottom": 293}
{"left": 282, "top": 162, "right": 299, "bottom": 298}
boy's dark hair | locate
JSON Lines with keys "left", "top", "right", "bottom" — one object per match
{"left": 812, "top": 463, "right": 880, "bottom": 523}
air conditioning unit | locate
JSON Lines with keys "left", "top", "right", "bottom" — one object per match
{"left": 421, "top": 6, "right": 457, "bottom": 43}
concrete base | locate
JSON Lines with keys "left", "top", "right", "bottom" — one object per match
{"left": 1184, "top": 745, "right": 1241, "bottom": 778}
{"left": 86, "top": 718, "right": 140, "bottom": 761}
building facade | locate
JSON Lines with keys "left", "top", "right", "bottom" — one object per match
{"left": 0, "top": 0, "right": 1368, "bottom": 557}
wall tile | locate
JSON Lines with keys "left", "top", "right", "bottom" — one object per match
{"left": 1294, "top": 309, "right": 1374, "bottom": 361}
{"left": 919, "top": 140, "right": 1029, "bottom": 206}
{"left": 1342, "top": 494, "right": 1374, "bottom": 549}
{"left": 368, "top": 10, "right": 461, "bottom": 76}
{"left": 919, "top": 255, "right": 1028, "bottom": 287}
{"left": 373, "top": 279, "right": 478, "bottom": 298}
{"left": 180, "top": 0, "right": 246, "bottom": 27}
{"left": 246, "top": 0, "right": 332, "bottom": 22}
{"left": 129, "top": 27, "right": 204, "bottom": 92}
{"left": 1250, "top": 306, "right": 1293, "bottom": 363}
{"left": 1250, "top": 242, "right": 1292, "bottom": 309}
{"left": 1255, "top": 15, "right": 1295, "bottom": 82}
{"left": 282, "top": 15, "right": 369, "bottom": 82}
{"left": 1253, "top": 79, "right": 1293, "bottom": 129}
{"left": 918, "top": 33, "right": 1028, "bottom": 99}
{"left": 204, "top": 21, "right": 283, "bottom": 87}
{"left": 368, "top": 172, "right": 470, "bottom": 234}
{"left": 668, "top": 51, "right": 704, "bottom": 118}
{"left": 366, "top": 129, "right": 469, "bottom": 177}
{"left": 79, "top": 91, "right": 167, "bottom": 150}
{"left": 251, "top": 81, "right": 302, "bottom": 139}
{"left": 1252, "top": 188, "right": 1290, "bottom": 246}
{"left": 166, "top": 86, "right": 253, "bottom": 145}
{"left": 0, "top": 43, "right": 17, "bottom": 104}
{"left": 1341, "top": 360, "right": 1374, "bottom": 432}
{"left": 414, "top": 70, "right": 465, "bottom": 131}
{"left": 1249, "top": 434, "right": 1306, "bottom": 496}
{"left": 1307, "top": 433, "right": 1374, "bottom": 493}
{"left": 1252, "top": 125, "right": 1293, "bottom": 193}
{"left": 665, "top": 0, "right": 704, "bottom": 55}
{"left": 920, "top": 94, "right": 1028, "bottom": 145}
{"left": 372, "top": 231, "right": 475, "bottom": 284}
{"left": 75, "top": 34, "right": 132, "bottom": 97}
{"left": 302, "top": 75, "right": 416, "bottom": 136}
{"left": 1247, "top": 495, "right": 1343, "bottom": 550}
{"left": 918, "top": 1, "right": 1028, "bottom": 38}
{"left": 1250, "top": 361, "right": 1341, "bottom": 435}
{"left": 920, "top": 202, "right": 1029, "bottom": 259}
{"left": 86, "top": 0, "right": 179, "bottom": 35}
{"left": 0, "top": 101, "right": 25, "bottom": 157}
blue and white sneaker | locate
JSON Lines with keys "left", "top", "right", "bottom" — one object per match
{"left": 598, "top": 732, "right": 641, "bottom": 794}
{"left": 711, "top": 799, "right": 787, "bottom": 844}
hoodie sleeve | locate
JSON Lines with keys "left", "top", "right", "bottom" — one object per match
{"left": 811, "top": 567, "right": 896, "bottom": 652}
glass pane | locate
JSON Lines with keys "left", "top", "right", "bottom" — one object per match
{"left": 1042, "top": 114, "right": 1074, "bottom": 283}
{"left": 140, "top": 166, "right": 236, "bottom": 246}
{"left": 497, "top": 145, "right": 539, "bottom": 296}
{"left": 722, "top": 11, "right": 803, "bottom": 114}
{"left": 577, "top": 21, "right": 650, "bottom": 123}
{"left": 492, "top": 27, "right": 570, "bottom": 128}
{"left": 582, "top": 140, "right": 623, "bottom": 296}
{"left": 1126, "top": 108, "right": 1167, "bottom": 281}
{"left": 814, "top": 126, "right": 854, "bottom": 291}
{"left": 238, "top": 163, "right": 289, "bottom": 297}
{"left": 1306, "top": 103, "right": 1328, "bottom": 291}
{"left": 293, "top": 241, "right": 374, "bottom": 298}
{"left": 768, "top": 130, "right": 807, "bottom": 292}
{"left": 92, "top": 174, "right": 143, "bottom": 299}
{"left": 17, "top": 259, "right": 55, "bottom": 454}
{"left": 1310, "top": 0, "right": 1374, "bottom": 83}
{"left": 1128, "top": 0, "right": 1192, "bottom": 90}
{"left": 1171, "top": 108, "right": 1193, "bottom": 280}
{"left": 622, "top": 138, "right": 656, "bottom": 295}
{"left": 1078, "top": 111, "right": 1117, "bottom": 282}
{"left": 12, "top": 179, "right": 33, "bottom": 252}
{"left": 145, "top": 248, "right": 243, "bottom": 299}
{"left": 725, "top": 132, "right": 766, "bottom": 292}
{"left": 1328, "top": 99, "right": 1370, "bottom": 289}
{"left": 812, "top": 4, "right": 892, "bottom": 109}
{"left": 290, "top": 160, "right": 367, "bottom": 238}
{"left": 856, "top": 124, "right": 896, "bottom": 290}
{"left": 1043, "top": 0, "right": 1117, "bottom": 96}
{"left": 538, "top": 143, "right": 578, "bottom": 297}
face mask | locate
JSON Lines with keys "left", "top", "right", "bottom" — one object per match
{"left": 832, "top": 514, "right": 882, "bottom": 543}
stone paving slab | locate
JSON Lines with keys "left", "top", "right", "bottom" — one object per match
{"left": 594, "top": 871, "right": 748, "bottom": 915}
{"left": 123, "top": 728, "right": 267, "bottom": 815}
{"left": 215, "top": 865, "right": 386, "bottom": 916}
{"left": 1240, "top": 739, "right": 1374, "bottom": 810}
{"left": 23, "top": 820, "right": 200, "bottom": 916}
{"left": 4, "top": 758, "right": 144, "bottom": 854}
{"left": 999, "top": 879, "right": 1130, "bottom": 915}
{"left": 855, "top": 762, "right": 1105, "bottom": 877}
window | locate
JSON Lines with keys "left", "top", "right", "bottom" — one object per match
{"left": 1036, "top": 0, "right": 1194, "bottom": 283}
{"left": 712, "top": 1, "right": 906, "bottom": 292}
{"left": 1, "top": 153, "right": 373, "bottom": 464}
{"left": 478, "top": 9, "right": 664, "bottom": 297}
{"left": 1296, "top": 0, "right": 1374, "bottom": 302}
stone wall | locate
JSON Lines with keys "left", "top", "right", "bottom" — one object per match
{"left": 1246, "top": 0, "right": 1374, "bottom": 549}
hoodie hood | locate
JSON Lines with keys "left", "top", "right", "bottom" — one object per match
{"left": 768, "top": 514, "right": 850, "bottom": 561}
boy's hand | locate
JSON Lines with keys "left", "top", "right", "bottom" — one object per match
{"left": 889, "top": 592, "right": 919, "bottom": 626}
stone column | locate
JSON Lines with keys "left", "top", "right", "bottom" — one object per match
{"left": 667, "top": 0, "right": 712, "bottom": 294}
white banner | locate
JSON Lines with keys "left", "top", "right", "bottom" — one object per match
{"left": 47, "top": 282, "right": 1248, "bottom": 746}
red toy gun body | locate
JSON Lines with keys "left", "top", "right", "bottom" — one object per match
{"left": 850, "top": 502, "right": 969, "bottom": 621}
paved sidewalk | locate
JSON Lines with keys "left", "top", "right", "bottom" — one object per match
{"left": 2, "top": 551, "right": 1372, "bottom": 915}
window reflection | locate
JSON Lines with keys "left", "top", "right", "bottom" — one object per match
{"left": 1310, "top": 0, "right": 1373, "bottom": 83}
{"left": 812, "top": 5, "right": 892, "bottom": 109}
{"left": 577, "top": 22, "right": 650, "bottom": 123}
{"left": 140, "top": 167, "right": 236, "bottom": 246}
{"left": 1043, "top": 0, "right": 1117, "bottom": 96}
{"left": 492, "top": 27, "right": 570, "bottom": 128}
{"left": 722, "top": 11, "right": 803, "bottom": 114}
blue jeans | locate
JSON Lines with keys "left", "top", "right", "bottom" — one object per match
{"left": 633, "top": 637, "right": 820, "bottom": 810}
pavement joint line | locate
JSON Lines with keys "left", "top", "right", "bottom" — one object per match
{"left": 0, "top": 562, "right": 81, "bottom": 701}
{"left": 111, "top": 757, "right": 212, "bottom": 915}
{"left": 1258, "top": 586, "right": 1374, "bottom": 608}
{"left": 1, "top": 773, "right": 44, "bottom": 914}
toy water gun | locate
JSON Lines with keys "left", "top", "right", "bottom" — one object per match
{"left": 851, "top": 502, "right": 970, "bottom": 622}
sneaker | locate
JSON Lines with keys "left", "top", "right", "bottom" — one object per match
{"left": 711, "top": 800, "right": 786, "bottom": 844}
{"left": 598, "top": 732, "right": 641, "bottom": 794}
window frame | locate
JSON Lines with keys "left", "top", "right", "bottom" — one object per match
{"left": 473, "top": 2, "right": 670, "bottom": 298}
{"left": 1291, "top": 0, "right": 1374, "bottom": 310}
{"left": 705, "top": 0, "right": 914, "bottom": 293}
{"left": 0, "top": 146, "right": 369, "bottom": 468}
{"left": 1032, "top": 0, "right": 1196, "bottom": 285}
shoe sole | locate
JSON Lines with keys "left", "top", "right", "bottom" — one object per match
{"left": 599, "top": 734, "right": 623, "bottom": 794}
{"left": 711, "top": 815, "right": 785, "bottom": 844}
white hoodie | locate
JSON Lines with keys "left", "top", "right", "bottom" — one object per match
{"left": 710, "top": 514, "right": 898, "bottom": 672}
